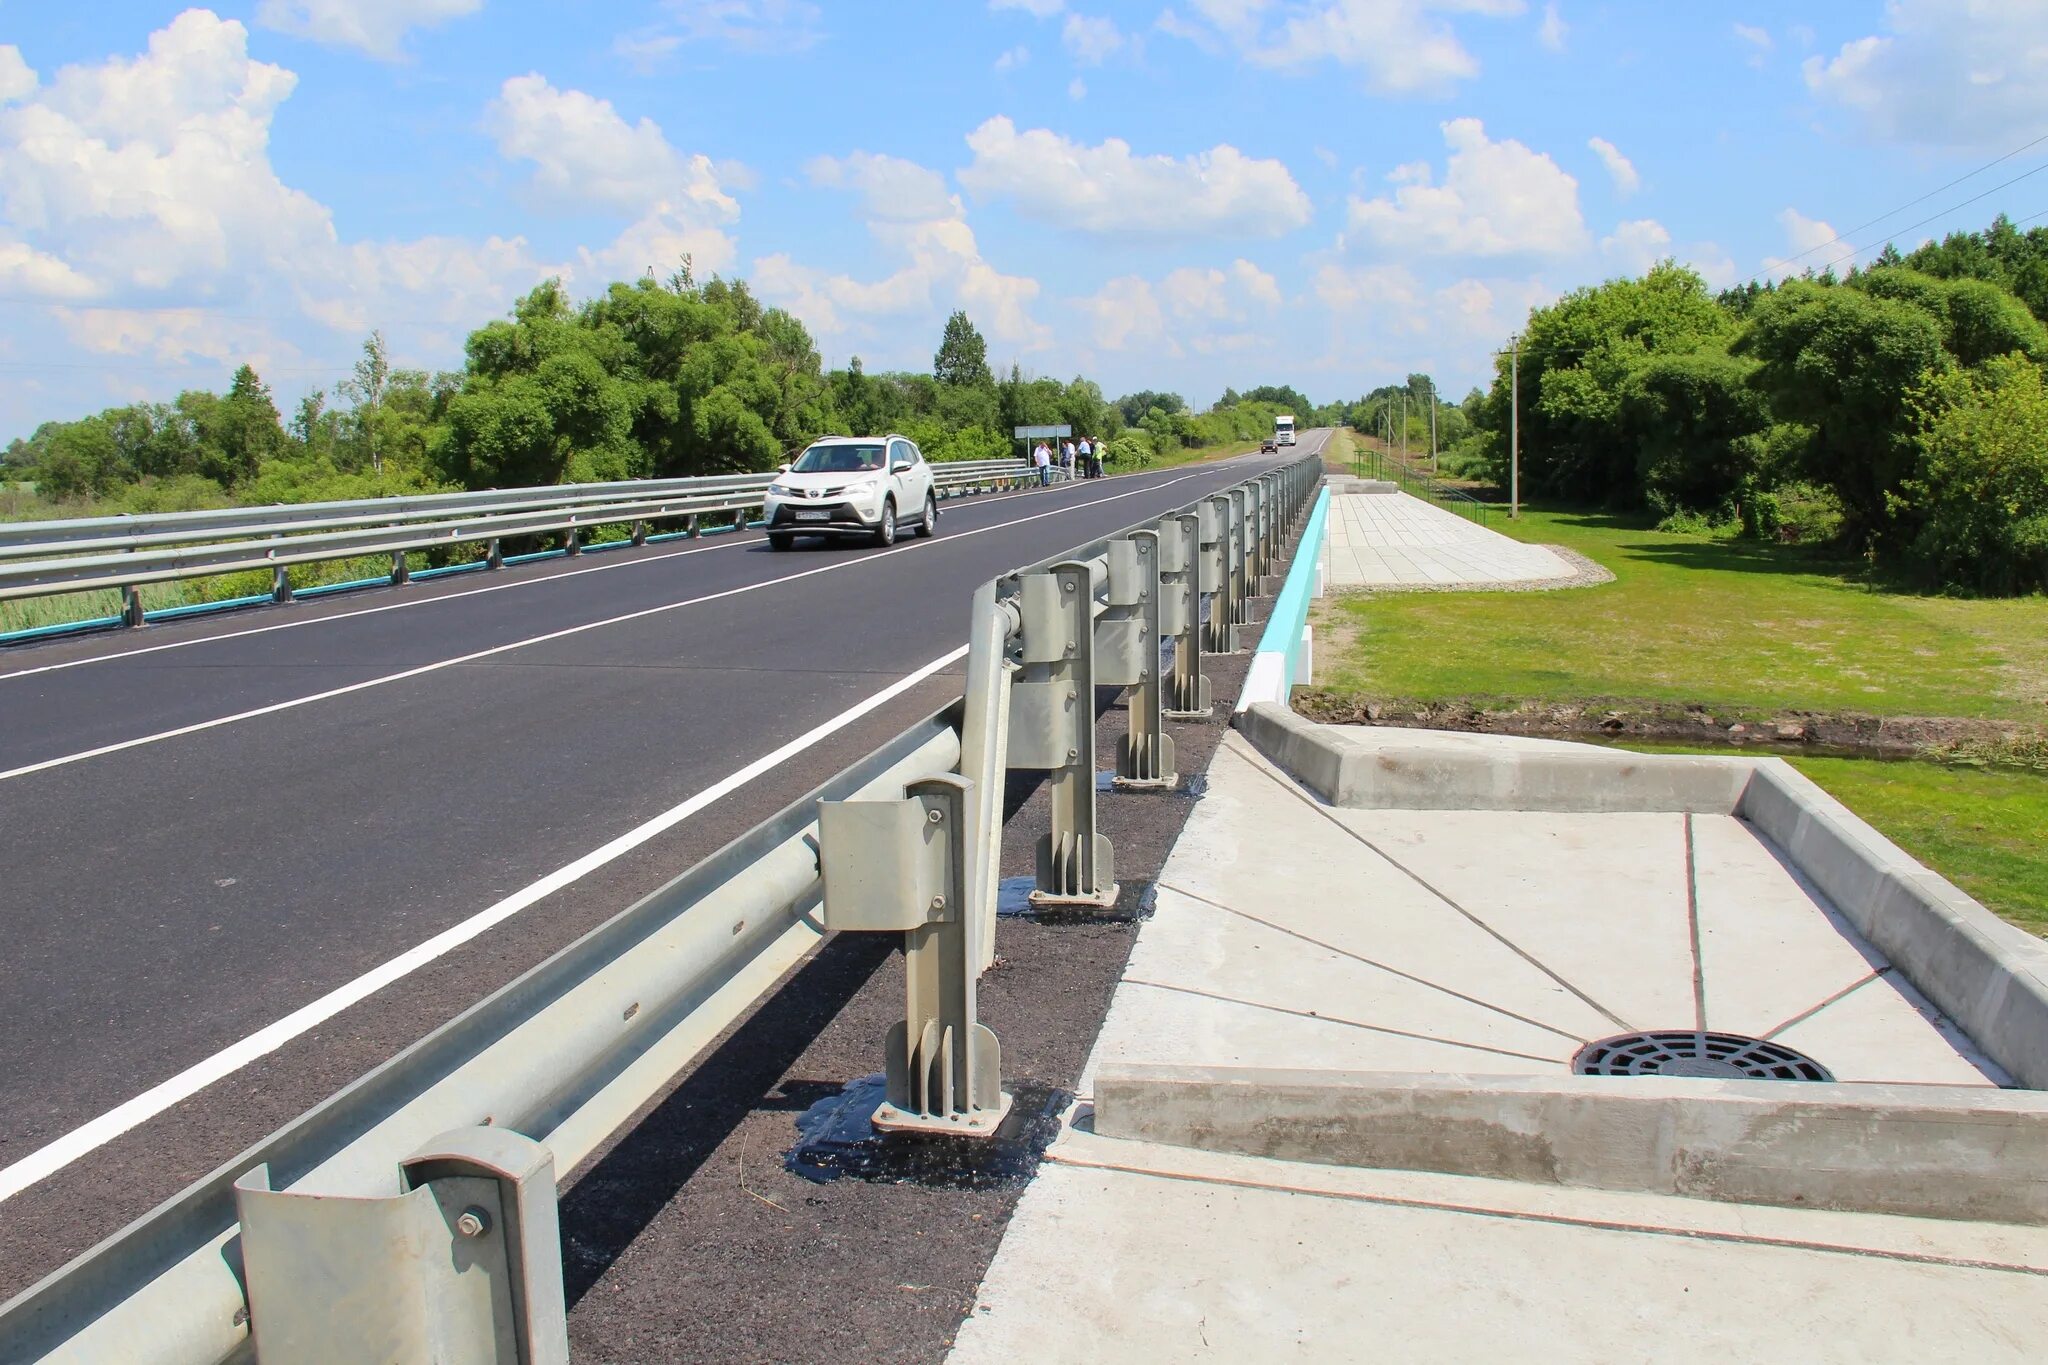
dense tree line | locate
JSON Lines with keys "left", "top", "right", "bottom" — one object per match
{"left": 1448, "top": 215, "right": 2048, "bottom": 595}
{"left": 2, "top": 266, "right": 1340, "bottom": 523}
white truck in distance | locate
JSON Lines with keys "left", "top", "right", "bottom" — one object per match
{"left": 1275, "top": 415, "right": 1296, "bottom": 446}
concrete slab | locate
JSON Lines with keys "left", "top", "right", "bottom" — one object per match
{"left": 949, "top": 1121, "right": 2048, "bottom": 1365}
{"left": 1080, "top": 733, "right": 1999, "bottom": 1100}
{"left": 1325, "top": 489, "right": 1574, "bottom": 588}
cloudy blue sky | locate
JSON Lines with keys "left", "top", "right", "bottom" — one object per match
{"left": 2, "top": 1, "right": 2044, "bottom": 439}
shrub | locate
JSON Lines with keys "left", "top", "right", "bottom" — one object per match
{"left": 1741, "top": 481, "right": 1846, "bottom": 545}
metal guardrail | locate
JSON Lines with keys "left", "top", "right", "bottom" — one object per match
{"left": 0, "top": 459, "right": 1040, "bottom": 623}
{"left": 0, "top": 450, "right": 1324, "bottom": 1365}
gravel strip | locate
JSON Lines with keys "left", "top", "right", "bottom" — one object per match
{"left": 557, "top": 539, "right": 1294, "bottom": 1363}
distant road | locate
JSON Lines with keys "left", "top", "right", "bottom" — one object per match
{"left": 0, "top": 435, "right": 1326, "bottom": 1295}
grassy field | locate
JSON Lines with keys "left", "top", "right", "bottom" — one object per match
{"left": 1312, "top": 499, "right": 2048, "bottom": 937}
{"left": 1789, "top": 757, "right": 2048, "bottom": 937}
{"left": 1315, "top": 506, "right": 2048, "bottom": 722}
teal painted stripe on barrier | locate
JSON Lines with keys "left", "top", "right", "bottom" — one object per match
{"left": 1251, "top": 485, "right": 1330, "bottom": 698}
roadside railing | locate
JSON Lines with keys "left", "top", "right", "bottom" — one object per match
{"left": 1349, "top": 439, "right": 1490, "bottom": 526}
{"left": 0, "top": 451, "right": 1324, "bottom": 1365}
{"left": 0, "top": 459, "right": 1039, "bottom": 632}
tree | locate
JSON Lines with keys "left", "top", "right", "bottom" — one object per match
{"left": 1114, "top": 390, "right": 1185, "bottom": 425}
{"left": 338, "top": 331, "right": 393, "bottom": 475}
{"left": 933, "top": 310, "right": 994, "bottom": 390}
{"left": 1735, "top": 280, "right": 1947, "bottom": 545}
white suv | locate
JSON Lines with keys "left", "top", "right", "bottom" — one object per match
{"left": 763, "top": 434, "right": 938, "bottom": 550}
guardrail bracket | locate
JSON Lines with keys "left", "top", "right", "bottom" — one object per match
{"left": 820, "top": 774, "right": 1012, "bottom": 1136}
{"left": 233, "top": 1127, "right": 569, "bottom": 1365}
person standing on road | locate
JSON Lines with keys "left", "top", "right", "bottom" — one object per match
{"left": 1061, "top": 438, "right": 1076, "bottom": 481}
{"left": 1077, "top": 435, "right": 1095, "bottom": 480}
{"left": 1032, "top": 440, "right": 1053, "bottom": 486}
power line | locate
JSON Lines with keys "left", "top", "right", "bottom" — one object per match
{"left": 1764, "top": 129, "right": 2048, "bottom": 277}
{"left": 1808, "top": 160, "right": 2048, "bottom": 275}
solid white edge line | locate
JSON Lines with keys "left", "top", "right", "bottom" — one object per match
{"left": 0, "top": 464, "right": 1206, "bottom": 684}
{"left": 0, "top": 464, "right": 1236, "bottom": 784}
{"left": 0, "top": 444, "right": 1306, "bottom": 1199}
{"left": 0, "top": 642, "right": 969, "bottom": 1204}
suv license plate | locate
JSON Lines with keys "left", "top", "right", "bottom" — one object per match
{"left": 795, "top": 510, "right": 830, "bottom": 522}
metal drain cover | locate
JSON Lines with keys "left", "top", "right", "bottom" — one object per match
{"left": 1572, "top": 1031, "right": 1834, "bottom": 1082}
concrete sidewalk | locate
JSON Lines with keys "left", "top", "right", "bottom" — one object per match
{"left": 948, "top": 728, "right": 2045, "bottom": 1363}
{"left": 1326, "top": 488, "right": 1577, "bottom": 587}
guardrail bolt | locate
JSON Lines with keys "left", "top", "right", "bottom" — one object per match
{"left": 455, "top": 1206, "right": 491, "bottom": 1239}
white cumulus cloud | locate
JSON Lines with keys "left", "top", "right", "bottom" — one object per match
{"left": 758, "top": 155, "right": 1047, "bottom": 358}
{"left": 1587, "top": 136, "right": 1639, "bottom": 197}
{"left": 0, "top": 13, "right": 738, "bottom": 389}
{"left": 1248, "top": 0, "right": 1529, "bottom": 98}
{"left": 1763, "top": 207, "right": 1840, "bottom": 278}
{"left": 991, "top": 0, "right": 1066, "bottom": 16}
{"left": 0, "top": 45, "right": 36, "bottom": 103}
{"left": 960, "top": 116, "right": 1312, "bottom": 237}
{"left": 487, "top": 74, "right": 738, "bottom": 224}
{"left": 1346, "top": 117, "right": 1586, "bottom": 258}
{"left": 1805, "top": 0, "right": 2048, "bottom": 147}
{"left": 804, "top": 151, "right": 955, "bottom": 223}
{"left": 1538, "top": 2, "right": 1566, "bottom": 52}
{"left": 1733, "top": 23, "right": 1772, "bottom": 67}
{"left": 1063, "top": 14, "right": 1126, "bottom": 65}
{"left": 254, "top": 0, "right": 482, "bottom": 61}
{"left": 1600, "top": 218, "right": 1669, "bottom": 274}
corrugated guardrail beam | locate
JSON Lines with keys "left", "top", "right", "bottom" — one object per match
{"left": 0, "top": 459, "right": 1038, "bottom": 614}
{"left": 0, "top": 447, "right": 1326, "bottom": 1364}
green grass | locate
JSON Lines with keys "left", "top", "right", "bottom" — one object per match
{"left": 1789, "top": 757, "right": 2048, "bottom": 938}
{"left": 1316, "top": 506, "right": 2048, "bottom": 723}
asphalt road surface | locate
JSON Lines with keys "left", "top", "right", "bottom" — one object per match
{"left": 0, "top": 434, "right": 1325, "bottom": 1298}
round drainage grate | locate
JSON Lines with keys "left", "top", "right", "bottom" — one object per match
{"left": 1572, "top": 1031, "right": 1834, "bottom": 1082}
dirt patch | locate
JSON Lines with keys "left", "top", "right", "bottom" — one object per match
{"left": 1293, "top": 691, "right": 2048, "bottom": 765}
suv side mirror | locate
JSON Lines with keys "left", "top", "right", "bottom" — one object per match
{"left": 891, "top": 459, "right": 913, "bottom": 474}
{"left": 776, "top": 463, "right": 792, "bottom": 474}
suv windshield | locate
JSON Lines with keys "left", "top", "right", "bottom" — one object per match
{"left": 791, "top": 443, "right": 885, "bottom": 474}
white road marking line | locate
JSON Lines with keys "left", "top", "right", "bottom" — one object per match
{"left": 0, "top": 447, "right": 1301, "bottom": 1198}
{"left": 0, "top": 643, "right": 968, "bottom": 1204}
{"left": 0, "top": 465, "right": 1211, "bottom": 683}
{"left": 0, "top": 467, "right": 1230, "bottom": 783}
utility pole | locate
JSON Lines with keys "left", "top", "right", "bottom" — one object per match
{"left": 1427, "top": 378, "right": 1437, "bottom": 474}
{"left": 1509, "top": 333, "right": 1521, "bottom": 520}
{"left": 1400, "top": 390, "right": 1408, "bottom": 467}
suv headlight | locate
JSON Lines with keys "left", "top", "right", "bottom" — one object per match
{"left": 768, "top": 483, "right": 796, "bottom": 498}
{"left": 848, "top": 478, "right": 880, "bottom": 496}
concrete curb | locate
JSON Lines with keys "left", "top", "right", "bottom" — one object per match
{"left": 1094, "top": 1063, "right": 2048, "bottom": 1225}
{"left": 1739, "top": 760, "right": 2048, "bottom": 1092}
{"left": 1237, "top": 702, "right": 1754, "bottom": 812}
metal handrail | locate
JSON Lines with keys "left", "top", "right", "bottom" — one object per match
{"left": 0, "top": 447, "right": 1325, "bottom": 1364}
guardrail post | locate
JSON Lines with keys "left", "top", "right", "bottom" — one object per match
{"left": 488, "top": 537, "right": 504, "bottom": 570}
{"left": 233, "top": 1127, "right": 570, "bottom": 1365}
{"left": 120, "top": 584, "right": 145, "bottom": 628}
{"left": 631, "top": 520, "right": 648, "bottom": 547}
{"left": 1007, "top": 562, "right": 1117, "bottom": 907}
{"left": 272, "top": 564, "right": 293, "bottom": 605}
{"left": 819, "top": 774, "right": 1011, "bottom": 1135}
{"left": 1227, "top": 487, "right": 1251, "bottom": 629}
{"left": 1100, "top": 530, "right": 1175, "bottom": 788}
{"left": 1161, "top": 511, "right": 1210, "bottom": 720}
{"left": 1248, "top": 477, "right": 1269, "bottom": 582}
{"left": 390, "top": 550, "right": 410, "bottom": 586}
{"left": 1199, "top": 496, "right": 1235, "bottom": 654}
{"left": 959, "top": 581, "right": 1018, "bottom": 974}
{"left": 687, "top": 514, "right": 701, "bottom": 539}
{"left": 564, "top": 525, "right": 581, "bottom": 557}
